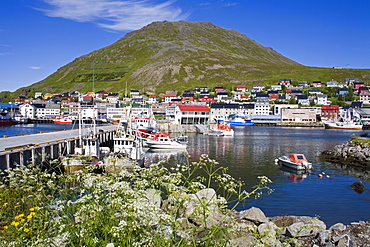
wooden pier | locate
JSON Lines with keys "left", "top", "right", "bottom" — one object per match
{"left": 0, "top": 125, "right": 117, "bottom": 171}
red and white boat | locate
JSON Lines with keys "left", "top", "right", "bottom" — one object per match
{"left": 209, "top": 122, "right": 234, "bottom": 136}
{"left": 54, "top": 117, "right": 74, "bottom": 124}
{"left": 275, "top": 153, "right": 312, "bottom": 170}
{"left": 146, "top": 132, "right": 187, "bottom": 149}
{"left": 132, "top": 114, "right": 156, "bottom": 139}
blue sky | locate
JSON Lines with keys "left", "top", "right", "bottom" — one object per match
{"left": 1, "top": 0, "right": 369, "bottom": 92}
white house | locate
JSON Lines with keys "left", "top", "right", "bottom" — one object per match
{"left": 360, "top": 92, "right": 370, "bottom": 104}
{"left": 19, "top": 104, "right": 36, "bottom": 119}
{"left": 271, "top": 85, "right": 282, "bottom": 91}
{"left": 164, "top": 91, "right": 179, "bottom": 103}
{"left": 315, "top": 94, "right": 329, "bottom": 105}
{"left": 253, "top": 102, "right": 270, "bottom": 115}
{"left": 273, "top": 104, "right": 299, "bottom": 115}
{"left": 148, "top": 96, "right": 158, "bottom": 104}
{"left": 32, "top": 103, "right": 61, "bottom": 119}
{"left": 169, "top": 104, "right": 210, "bottom": 124}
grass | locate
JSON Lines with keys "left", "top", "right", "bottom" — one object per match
{"left": 0, "top": 155, "right": 272, "bottom": 246}
{"left": 2, "top": 21, "right": 370, "bottom": 102}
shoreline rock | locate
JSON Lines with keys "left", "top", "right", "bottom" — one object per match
{"left": 321, "top": 140, "right": 370, "bottom": 169}
{"left": 230, "top": 206, "right": 370, "bottom": 246}
{"left": 161, "top": 188, "right": 370, "bottom": 246}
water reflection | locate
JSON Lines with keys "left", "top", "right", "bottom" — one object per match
{"left": 145, "top": 149, "right": 188, "bottom": 166}
{"left": 277, "top": 165, "right": 311, "bottom": 183}
{"left": 152, "top": 126, "right": 370, "bottom": 226}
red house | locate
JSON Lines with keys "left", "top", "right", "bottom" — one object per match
{"left": 268, "top": 91, "right": 279, "bottom": 100}
{"left": 199, "top": 95, "right": 216, "bottom": 104}
{"left": 358, "top": 87, "right": 369, "bottom": 94}
{"left": 311, "top": 81, "right": 322, "bottom": 87}
{"left": 236, "top": 86, "right": 246, "bottom": 92}
{"left": 279, "top": 79, "right": 291, "bottom": 86}
{"left": 353, "top": 82, "right": 365, "bottom": 90}
{"left": 181, "top": 93, "right": 195, "bottom": 103}
{"left": 321, "top": 105, "right": 339, "bottom": 120}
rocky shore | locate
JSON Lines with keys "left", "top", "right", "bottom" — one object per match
{"left": 151, "top": 187, "right": 370, "bottom": 246}
{"left": 321, "top": 138, "right": 370, "bottom": 169}
{"left": 231, "top": 207, "right": 370, "bottom": 247}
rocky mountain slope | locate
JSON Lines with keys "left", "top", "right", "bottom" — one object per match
{"left": 2, "top": 21, "right": 370, "bottom": 100}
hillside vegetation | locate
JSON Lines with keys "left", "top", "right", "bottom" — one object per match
{"left": 1, "top": 21, "right": 370, "bottom": 101}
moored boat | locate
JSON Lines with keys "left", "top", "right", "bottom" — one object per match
{"left": 12, "top": 115, "right": 28, "bottom": 124}
{"left": 209, "top": 122, "right": 234, "bottom": 136}
{"left": 323, "top": 121, "right": 362, "bottom": 130}
{"left": 275, "top": 153, "right": 312, "bottom": 170}
{"left": 146, "top": 132, "right": 187, "bottom": 149}
{"left": 216, "top": 114, "right": 254, "bottom": 127}
{"left": 54, "top": 117, "right": 74, "bottom": 124}
{"left": 0, "top": 109, "right": 12, "bottom": 126}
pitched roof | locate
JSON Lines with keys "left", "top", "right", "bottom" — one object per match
{"left": 178, "top": 104, "right": 210, "bottom": 112}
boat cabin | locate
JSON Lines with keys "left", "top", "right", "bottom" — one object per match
{"left": 289, "top": 154, "right": 309, "bottom": 164}
{"left": 150, "top": 132, "right": 170, "bottom": 141}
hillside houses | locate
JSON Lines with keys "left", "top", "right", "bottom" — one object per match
{"left": 8, "top": 77, "right": 370, "bottom": 126}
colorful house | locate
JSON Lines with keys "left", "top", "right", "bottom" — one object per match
{"left": 173, "top": 104, "right": 210, "bottom": 124}
{"left": 321, "top": 105, "right": 340, "bottom": 120}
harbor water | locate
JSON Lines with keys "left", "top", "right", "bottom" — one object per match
{"left": 148, "top": 126, "right": 370, "bottom": 227}
{"left": 0, "top": 123, "right": 77, "bottom": 138}
{"left": 1, "top": 124, "right": 369, "bottom": 227}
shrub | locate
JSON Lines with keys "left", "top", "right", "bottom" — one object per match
{"left": 0, "top": 155, "right": 272, "bottom": 246}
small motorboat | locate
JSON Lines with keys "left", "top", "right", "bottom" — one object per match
{"left": 275, "top": 153, "right": 312, "bottom": 170}
{"left": 209, "top": 122, "right": 234, "bottom": 136}
{"left": 146, "top": 132, "right": 187, "bottom": 149}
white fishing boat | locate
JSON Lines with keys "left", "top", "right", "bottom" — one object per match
{"left": 146, "top": 132, "right": 187, "bottom": 149}
{"left": 323, "top": 120, "right": 362, "bottom": 130}
{"left": 131, "top": 104, "right": 157, "bottom": 139}
{"left": 275, "top": 153, "right": 312, "bottom": 170}
{"left": 12, "top": 115, "right": 28, "bottom": 124}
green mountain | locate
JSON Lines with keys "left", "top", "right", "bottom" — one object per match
{"left": 2, "top": 21, "right": 370, "bottom": 100}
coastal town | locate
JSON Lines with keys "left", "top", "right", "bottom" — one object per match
{"left": 1, "top": 78, "right": 370, "bottom": 130}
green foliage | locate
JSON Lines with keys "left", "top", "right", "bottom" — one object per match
{"left": 3, "top": 21, "right": 370, "bottom": 100}
{"left": 0, "top": 155, "right": 272, "bottom": 246}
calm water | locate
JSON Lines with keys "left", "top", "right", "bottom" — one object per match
{"left": 148, "top": 126, "right": 370, "bottom": 227}
{"left": 0, "top": 123, "right": 77, "bottom": 138}
{"left": 1, "top": 124, "right": 369, "bottom": 226}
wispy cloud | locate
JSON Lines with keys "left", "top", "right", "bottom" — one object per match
{"left": 221, "top": 2, "right": 238, "bottom": 7}
{"left": 198, "top": 2, "right": 211, "bottom": 6}
{"left": 36, "top": 0, "right": 189, "bottom": 31}
{"left": 29, "top": 66, "right": 42, "bottom": 70}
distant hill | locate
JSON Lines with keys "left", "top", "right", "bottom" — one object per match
{"left": 2, "top": 21, "right": 370, "bottom": 101}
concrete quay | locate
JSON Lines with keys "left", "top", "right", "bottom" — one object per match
{"left": 0, "top": 125, "right": 117, "bottom": 171}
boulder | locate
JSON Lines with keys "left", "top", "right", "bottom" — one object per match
{"left": 257, "top": 221, "right": 279, "bottom": 246}
{"left": 237, "top": 207, "right": 268, "bottom": 225}
{"left": 285, "top": 218, "right": 326, "bottom": 238}
{"left": 350, "top": 181, "right": 366, "bottom": 194}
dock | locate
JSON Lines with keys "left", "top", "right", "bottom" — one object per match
{"left": 0, "top": 125, "right": 117, "bottom": 171}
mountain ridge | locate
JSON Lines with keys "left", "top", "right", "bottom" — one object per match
{"left": 1, "top": 21, "right": 370, "bottom": 101}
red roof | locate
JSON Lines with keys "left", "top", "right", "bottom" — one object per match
{"left": 178, "top": 105, "right": 210, "bottom": 112}
{"left": 321, "top": 105, "right": 339, "bottom": 110}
